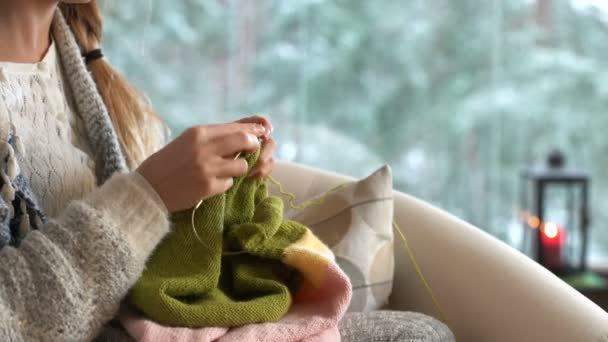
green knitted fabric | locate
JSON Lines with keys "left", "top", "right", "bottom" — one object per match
{"left": 130, "top": 151, "right": 307, "bottom": 328}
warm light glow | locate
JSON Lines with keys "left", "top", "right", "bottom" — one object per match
{"left": 528, "top": 216, "right": 540, "bottom": 229}
{"left": 544, "top": 222, "right": 559, "bottom": 239}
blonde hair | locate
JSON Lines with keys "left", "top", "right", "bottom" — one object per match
{"left": 59, "top": 1, "right": 167, "bottom": 169}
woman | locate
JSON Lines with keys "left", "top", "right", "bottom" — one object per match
{"left": 0, "top": 0, "right": 454, "bottom": 341}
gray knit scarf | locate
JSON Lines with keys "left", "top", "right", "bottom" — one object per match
{"left": 0, "top": 11, "right": 128, "bottom": 248}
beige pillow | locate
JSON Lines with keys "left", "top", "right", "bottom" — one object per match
{"left": 283, "top": 166, "right": 394, "bottom": 312}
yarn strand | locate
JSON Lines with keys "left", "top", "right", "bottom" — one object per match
{"left": 392, "top": 221, "right": 450, "bottom": 326}
{"left": 266, "top": 176, "right": 350, "bottom": 211}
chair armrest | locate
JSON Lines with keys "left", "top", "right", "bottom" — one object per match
{"left": 390, "top": 190, "right": 608, "bottom": 342}
{"left": 272, "top": 160, "right": 608, "bottom": 341}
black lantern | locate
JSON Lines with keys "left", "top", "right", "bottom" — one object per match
{"left": 520, "top": 150, "right": 590, "bottom": 275}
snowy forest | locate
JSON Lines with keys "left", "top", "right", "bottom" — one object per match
{"left": 101, "top": 0, "right": 608, "bottom": 263}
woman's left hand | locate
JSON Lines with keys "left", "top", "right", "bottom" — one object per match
{"left": 236, "top": 115, "right": 276, "bottom": 179}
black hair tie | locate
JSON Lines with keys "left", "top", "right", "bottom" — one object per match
{"left": 83, "top": 49, "right": 104, "bottom": 64}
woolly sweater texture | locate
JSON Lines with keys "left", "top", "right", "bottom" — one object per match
{"left": 0, "top": 11, "right": 170, "bottom": 342}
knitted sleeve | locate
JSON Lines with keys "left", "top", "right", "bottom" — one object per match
{"left": 0, "top": 171, "right": 171, "bottom": 341}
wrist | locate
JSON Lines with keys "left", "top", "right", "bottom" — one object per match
{"left": 133, "top": 169, "right": 170, "bottom": 215}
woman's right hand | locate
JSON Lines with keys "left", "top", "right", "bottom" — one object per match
{"left": 136, "top": 123, "right": 267, "bottom": 213}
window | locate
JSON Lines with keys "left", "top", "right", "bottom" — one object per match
{"left": 102, "top": 0, "right": 608, "bottom": 266}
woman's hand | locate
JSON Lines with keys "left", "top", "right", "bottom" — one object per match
{"left": 136, "top": 122, "right": 267, "bottom": 212}
{"left": 236, "top": 115, "right": 276, "bottom": 179}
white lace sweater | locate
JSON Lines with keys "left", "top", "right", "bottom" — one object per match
{"left": 0, "top": 40, "right": 99, "bottom": 217}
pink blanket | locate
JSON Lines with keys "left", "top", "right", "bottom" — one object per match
{"left": 121, "top": 230, "right": 352, "bottom": 342}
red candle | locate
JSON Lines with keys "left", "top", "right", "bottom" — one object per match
{"left": 541, "top": 222, "right": 566, "bottom": 269}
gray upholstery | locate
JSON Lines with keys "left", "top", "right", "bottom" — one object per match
{"left": 339, "top": 311, "right": 454, "bottom": 342}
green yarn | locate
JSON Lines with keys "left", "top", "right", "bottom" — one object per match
{"left": 130, "top": 150, "right": 307, "bottom": 327}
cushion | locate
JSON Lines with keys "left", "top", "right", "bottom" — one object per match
{"left": 282, "top": 165, "right": 394, "bottom": 312}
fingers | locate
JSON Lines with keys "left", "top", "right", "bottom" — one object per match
{"left": 249, "top": 137, "right": 277, "bottom": 179}
{"left": 249, "top": 157, "right": 276, "bottom": 179}
{"left": 258, "top": 137, "right": 277, "bottom": 166}
{"left": 236, "top": 115, "right": 273, "bottom": 139}
{"left": 211, "top": 130, "right": 261, "bottom": 158}
{"left": 217, "top": 158, "right": 250, "bottom": 178}
{"left": 212, "top": 177, "right": 235, "bottom": 195}
{"left": 224, "top": 122, "right": 267, "bottom": 138}
{"left": 190, "top": 122, "right": 266, "bottom": 142}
